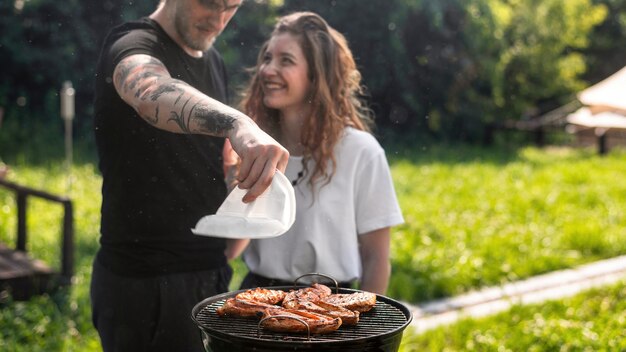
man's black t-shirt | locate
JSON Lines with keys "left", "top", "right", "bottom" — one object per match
{"left": 94, "top": 18, "right": 229, "bottom": 277}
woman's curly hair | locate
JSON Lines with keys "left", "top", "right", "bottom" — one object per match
{"left": 239, "top": 11, "right": 374, "bottom": 189}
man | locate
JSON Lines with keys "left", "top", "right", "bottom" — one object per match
{"left": 91, "top": 0, "right": 289, "bottom": 351}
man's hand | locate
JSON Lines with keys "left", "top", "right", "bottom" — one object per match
{"left": 228, "top": 119, "right": 289, "bottom": 203}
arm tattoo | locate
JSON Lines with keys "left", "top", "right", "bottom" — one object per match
{"left": 132, "top": 71, "right": 160, "bottom": 98}
{"left": 148, "top": 105, "right": 159, "bottom": 125}
{"left": 115, "top": 56, "right": 164, "bottom": 93}
{"left": 168, "top": 96, "right": 194, "bottom": 133}
{"left": 115, "top": 55, "right": 236, "bottom": 135}
{"left": 149, "top": 84, "right": 180, "bottom": 101}
{"left": 192, "top": 103, "right": 236, "bottom": 135}
{"left": 114, "top": 64, "right": 131, "bottom": 90}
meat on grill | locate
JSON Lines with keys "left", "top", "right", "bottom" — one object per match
{"left": 289, "top": 299, "right": 360, "bottom": 325}
{"left": 260, "top": 307, "right": 342, "bottom": 334}
{"left": 216, "top": 298, "right": 277, "bottom": 317}
{"left": 216, "top": 288, "right": 287, "bottom": 317}
{"left": 235, "top": 287, "right": 287, "bottom": 305}
{"left": 282, "top": 283, "right": 331, "bottom": 310}
{"left": 322, "top": 292, "right": 377, "bottom": 312}
{"left": 216, "top": 284, "right": 376, "bottom": 332}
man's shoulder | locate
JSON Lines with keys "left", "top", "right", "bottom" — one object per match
{"left": 106, "top": 18, "right": 158, "bottom": 46}
{"left": 108, "top": 18, "right": 157, "bottom": 38}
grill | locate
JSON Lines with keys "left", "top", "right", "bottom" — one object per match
{"left": 191, "top": 286, "right": 412, "bottom": 352}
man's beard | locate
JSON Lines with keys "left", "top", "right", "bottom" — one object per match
{"left": 174, "top": 10, "right": 217, "bottom": 52}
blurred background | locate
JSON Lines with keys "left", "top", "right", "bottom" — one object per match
{"left": 2, "top": 0, "right": 626, "bottom": 161}
{"left": 1, "top": 0, "right": 626, "bottom": 351}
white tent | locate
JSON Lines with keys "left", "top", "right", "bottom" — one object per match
{"left": 577, "top": 66, "right": 626, "bottom": 113}
{"left": 567, "top": 66, "right": 626, "bottom": 131}
{"left": 567, "top": 108, "right": 626, "bottom": 129}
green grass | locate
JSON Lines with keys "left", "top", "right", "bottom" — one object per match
{"left": 0, "top": 162, "right": 102, "bottom": 351}
{"left": 399, "top": 279, "right": 626, "bottom": 351}
{"left": 388, "top": 145, "right": 626, "bottom": 302}
{"left": 1, "top": 145, "right": 625, "bottom": 350}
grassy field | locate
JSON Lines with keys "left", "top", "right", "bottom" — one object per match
{"left": 0, "top": 144, "right": 625, "bottom": 350}
{"left": 399, "top": 279, "right": 626, "bottom": 351}
{"left": 387, "top": 145, "right": 626, "bottom": 302}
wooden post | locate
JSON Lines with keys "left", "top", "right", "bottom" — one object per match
{"left": 596, "top": 128, "right": 608, "bottom": 155}
{"left": 61, "top": 200, "right": 74, "bottom": 284}
{"left": 17, "top": 192, "right": 27, "bottom": 252}
{"left": 534, "top": 126, "right": 545, "bottom": 147}
{"left": 60, "top": 81, "right": 75, "bottom": 196}
{"left": 598, "top": 133, "right": 607, "bottom": 155}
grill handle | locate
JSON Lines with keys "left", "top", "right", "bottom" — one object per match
{"left": 258, "top": 315, "right": 311, "bottom": 340}
{"left": 295, "top": 273, "right": 340, "bottom": 293}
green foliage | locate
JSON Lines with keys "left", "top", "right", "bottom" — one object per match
{"left": 388, "top": 145, "right": 626, "bottom": 302}
{"left": 216, "top": 0, "right": 282, "bottom": 101}
{"left": 0, "top": 0, "right": 156, "bottom": 163}
{"left": 1, "top": 0, "right": 625, "bottom": 156}
{"left": 400, "top": 280, "right": 626, "bottom": 351}
{"left": 483, "top": 0, "right": 605, "bottom": 111}
{"left": 398, "top": 0, "right": 606, "bottom": 140}
{"left": 583, "top": 0, "right": 626, "bottom": 81}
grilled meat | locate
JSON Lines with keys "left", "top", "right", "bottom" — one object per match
{"left": 322, "top": 292, "right": 377, "bottom": 312}
{"left": 235, "top": 287, "right": 286, "bottom": 305}
{"left": 282, "top": 283, "right": 331, "bottom": 310}
{"left": 288, "top": 299, "right": 360, "bottom": 325}
{"left": 282, "top": 284, "right": 361, "bottom": 324}
{"left": 216, "top": 298, "right": 276, "bottom": 317}
{"left": 216, "top": 288, "right": 287, "bottom": 317}
{"left": 216, "top": 283, "right": 376, "bottom": 333}
{"left": 260, "top": 307, "right": 342, "bottom": 334}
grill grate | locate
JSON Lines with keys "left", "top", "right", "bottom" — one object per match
{"left": 194, "top": 297, "right": 409, "bottom": 342}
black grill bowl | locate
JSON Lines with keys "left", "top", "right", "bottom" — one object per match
{"left": 191, "top": 286, "right": 412, "bottom": 352}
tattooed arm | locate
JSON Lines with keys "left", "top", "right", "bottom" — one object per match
{"left": 113, "top": 54, "right": 289, "bottom": 202}
{"left": 113, "top": 54, "right": 242, "bottom": 135}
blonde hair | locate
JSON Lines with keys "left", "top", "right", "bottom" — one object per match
{"left": 240, "top": 11, "right": 373, "bottom": 188}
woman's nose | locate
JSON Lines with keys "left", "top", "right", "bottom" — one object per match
{"left": 261, "top": 59, "right": 278, "bottom": 76}
{"left": 260, "top": 65, "right": 273, "bottom": 78}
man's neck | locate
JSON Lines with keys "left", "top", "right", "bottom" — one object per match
{"left": 149, "top": 5, "right": 204, "bottom": 58}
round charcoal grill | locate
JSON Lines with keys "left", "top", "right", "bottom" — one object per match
{"left": 191, "top": 286, "right": 412, "bottom": 352}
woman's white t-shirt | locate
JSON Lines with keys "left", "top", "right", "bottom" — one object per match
{"left": 242, "top": 127, "right": 404, "bottom": 283}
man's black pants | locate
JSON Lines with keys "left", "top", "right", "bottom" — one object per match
{"left": 90, "top": 259, "right": 231, "bottom": 352}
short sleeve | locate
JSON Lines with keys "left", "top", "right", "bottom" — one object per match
{"left": 104, "top": 27, "right": 161, "bottom": 79}
{"left": 354, "top": 148, "right": 404, "bottom": 235}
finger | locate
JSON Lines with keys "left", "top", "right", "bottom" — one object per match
{"left": 237, "top": 156, "right": 265, "bottom": 190}
{"left": 242, "top": 162, "right": 275, "bottom": 203}
{"left": 275, "top": 150, "right": 290, "bottom": 173}
{"left": 237, "top": 152, "right": 253, "bottom": 184}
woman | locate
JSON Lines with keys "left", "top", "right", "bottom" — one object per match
{"left": 225, "top": 12, "right": 403, "bottom": 294}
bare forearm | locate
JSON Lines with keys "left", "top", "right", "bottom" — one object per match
{"left": 359, "top": 228, "right": 392, "bottom": 295}
{"left": 360, "top": 257, "right": 390, "bottom": 295}
{"left": 225, "top": 239, "right": 249, "bottom": 261}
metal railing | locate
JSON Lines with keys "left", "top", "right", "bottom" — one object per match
{"left": 0, "top": 179, "right": 74, "bottom": 285}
